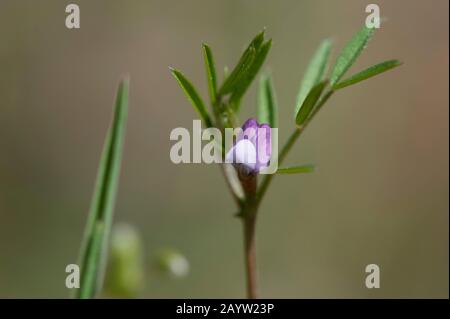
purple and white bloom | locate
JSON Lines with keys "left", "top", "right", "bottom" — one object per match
{"left": 226, "top": 118, "right": 272, "bottom": 175}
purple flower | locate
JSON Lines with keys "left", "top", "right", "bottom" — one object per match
{"left": 226, "top": 118, "right": 271, "bottom": 174}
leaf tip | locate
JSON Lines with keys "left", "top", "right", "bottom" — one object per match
{"left": 120, "top": 74, "right": 130, "bottom": 86}
{"left": 258, "top": 28, "right": 266, "bottom": 37}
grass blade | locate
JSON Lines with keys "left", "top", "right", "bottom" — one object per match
{"left": 277, "top": 164, "right": 315, "bottom": 174}
{"left": 332, "top": 60, "right": 402, "bottom": 90}
{"left": 330, "top": 25, "right": 375, "bottom": 86}
{"left": 230, "top": 39, "right": 272, "bottom": 109}
{"left": 77, "top": 78, "right": 129, "bottom": 299}
{"left": 257, "top": 73, "right": 278, "bottom": 128}
{"left": 295, "top": 80, "right": 328, "bottom": 127}
{"left": 202, "top": 43, "right": 217, "bottom": 104}
{"left": 170, "top": 68, "right": 213, "bottom": 127}
{"left": 295, "top": 39, "right": 331, "bottom": 118}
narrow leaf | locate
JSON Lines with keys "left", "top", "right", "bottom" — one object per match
{"left": 249, "top": 29, "right": 266, "bottom": 51}
{"left": 230, "top": 39, "right": 272, "bottom": 109}
{"left": 295, "top": 80, "right": 328, "bottom": 126}
{"left": 332, "top": 60, "right": 402, "bottom": 90}
{"left": 257, "top": 73, "right": 278, "bottom": 128}
{"left": 80, "top": 222, "right": 105, "bottom": 298}
{"left": 295, "top": 39, "right": 332, "bottom": 117}
{"left": 77, "top": 79, "right": 129, "bottom": 299}
{"left": 202, "top": 43, "right": 217, "bottom": 104}
{"left": 219, "top": 47, "right": 256, "bottom": 95}
{"left": 170, "top": 68, "right": 213, "bottom": 127}
{"left": 218, "top": 30, "right": 265, "bottom": 95}
{"left": 330, "top": 25, "right": 375, "bottom": 86}
{"left": 277, "top": 164, "right": 315, "bottom": 174}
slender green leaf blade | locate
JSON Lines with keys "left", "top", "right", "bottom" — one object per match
{"left": 230, "top": 39, "right": 272, "bottom": 109}
{"left": 202, "top": 43, "right": 217, "bottom": 104}
{"left": 218, "top": 30, "right": 265, "bottom": 95}
{"left": 332, "top": 60, "right": 402, "bottom": 90}
{"left": 170, "top": 68, "right": 213, "bottom": 127}
{"left": 249, "top": 29, "right": 266, "bottom": 51}
{"left": 257, "top": 73, "right": 278, "bottom": 128}
{"left": 295, "top": 39, "right": 331, "bottom": 117}
{"left": 277, "top": 164, "right": 315, "bottom": 174}
{"left": 79, "top": 222, "right": 105, "bottom": 298}
{"left": 77, "top": 79, "right": 129, "bottom": 299}
{"left": 219, "top": 46, "right": 256, "bottom": 95}
{"left": 295, "top": 80, "right": 328, "bottom": 126}
{"left": 330, "top": 25, "right": 375, "bottom": 86}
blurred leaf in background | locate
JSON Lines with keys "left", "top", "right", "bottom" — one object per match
{"left": 104, "top": 223, "right": 145, "bottom": 298}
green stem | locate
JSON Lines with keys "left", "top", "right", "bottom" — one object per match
{"left": 256, "top": 128, "right": 301, "bottom": 206}
{"left": 212, "top": 97, "right": 243, "bottom": 207}
{"left": 256, "top": 90, "right": 333, "bottom": 208}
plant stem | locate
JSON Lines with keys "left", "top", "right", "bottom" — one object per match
{"left": 256, "top": 90, "right": 334, "bottom": 207}
{"left": 256, "top": 128, "right": 302, "bottom": 205}
{"left": 239, "top": 172, "right": 258, "bottom": 298}
{"left": 209, "top": 95, "right": 243, "bottom": 206}
{"left": 237, "top": 129, "right": 300, "bottom": 299}
{"left": 220, "top": 164, "right": 243, "bottom": 206}
{"left": 231, "top": 90, "right": 333, "bottom": 298}
{"left": 243, "top": 208, "right": 258, "bottom": 298}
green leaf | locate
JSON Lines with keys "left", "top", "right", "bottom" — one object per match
{"left": 230, "top": 39, "right": 272, "bottom": 109}
{"left": 249, "top": 29, "right": 266, "bottom": 51}
{"left": 330, "top": 25, "right": 375, "bottom": 86}
{"left": 170, "top": 68, "right": 213, "bottom": 127}
{"left": 202, "top": 43, "right": 217, "bottom": 104}
{"left": 219, "top": 46, "right": 256, "bottom": 95}
{"left": 332, "top": 60, "right": 402, "bottom": 90}
{"left": 295, "top": 39, "right": 331, "bottom": 117}
{"left": 218, "top": 30, "right": 265, "bottom": 95}
{"left": 257, "top": 73, "right": 278, "bottom": 128}
{"left": 77, "top": 79, "right": 129, "bottom": 299}
{"left": 277, "top": 164, "right": 315, "bottom": 174}
{"left": 295, "top": 80, "right": 328, "bottom": 126}
{"left": 79, "top": 222, "right": 105, "bottom": 298}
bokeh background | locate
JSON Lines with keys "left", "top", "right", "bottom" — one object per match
{"left": 0, "top": 0, "right": 448, "bottom": 298}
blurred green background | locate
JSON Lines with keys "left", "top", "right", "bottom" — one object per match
{"left": 0, "top": 0, "right": 448, "bottom": 298}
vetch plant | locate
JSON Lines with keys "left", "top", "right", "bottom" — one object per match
{"left": 225, "top": 118, "right": 272, "bottom": 175}
{"left": 171, "top": 24, "right": 401, "bottom": 298}
{"left": 169, "top": 118, "right": 278, "bottom": 173}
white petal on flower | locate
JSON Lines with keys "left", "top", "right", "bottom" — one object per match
{"left": 225, "top": 139, "right": 257, "bottom": 171}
